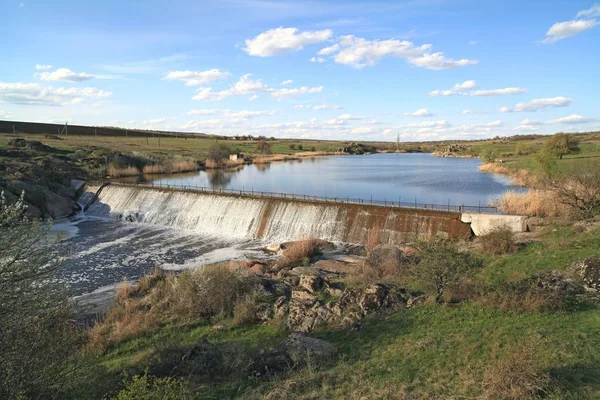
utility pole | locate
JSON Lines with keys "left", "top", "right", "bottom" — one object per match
{"left": 65, "top": 122, "right": 68, "bottom": 138}
{"left": 12, "top": 125, "right": 16, "bottom": 135}
{"left": 95, "top": 128, "right": 97, "bottom": 138}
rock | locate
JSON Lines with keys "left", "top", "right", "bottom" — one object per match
{"left": 249, "top": 264, "right": 266, "bottom": 275}
{"left": 366, "top": 244, "right": 404, "bottom": 274}
{"left": 299, "top": 275, "right": 324, "bottom": 293}
{"left": 274, "top": 296, "right": 289, "bottom": 318}
{"left": 528, "top": 271, "right": 585, "bottom": 295}
{"left": 265, "top": 243, "right": 281, "bottom": 253}
{"left": 6, "top": 180, "right": 77, "bottom": 219}
{"left": 70, "top": 179, "right": 86, "bottom": 192}
{"left": 359, "top": 284, "right": 388, "bottom": 311}
{"left": 248, "top": 349, "right": 291, "bottom": 377}
{"left": 288, "top": 266, "right": 321, "bottom": 277}
{"left": 25, "top": 140, "right": 55, "bottom": 152}
{"left": 182, "top": 338, "right": 222, "bottom": 371}
{"left": 255, "top": 303, "right": 274, "bottom": 322}
{"left": 314, "top": 259, "right": 357, "bottom": 275}
{"left": 260, "top": 278, "right": 291, "bottom": 298}
{"left": 7, "top": 138, "right": 27, "bottom": 148}
{"left": 291, "top": 290, "right": 317, "bottom": 306}
{"left": 569, "top": 257, "right": 600, "bottom": 291}
{"left": 280, "top": 333, "right": 337, "bottom": 361}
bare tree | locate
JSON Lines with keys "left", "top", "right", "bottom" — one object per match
{"left": 547, "top": 161, "right": 600, "bottom": 219}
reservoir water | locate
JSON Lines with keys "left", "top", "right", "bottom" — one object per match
{"left": 149, "top": 153, "right": 518, "bottom": 207}
{"left": 60, "top": 153, "right": 520, "bottom": 297}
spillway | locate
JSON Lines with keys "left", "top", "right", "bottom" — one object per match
{"left": 87, "top": 184, "right": 472, "bottom": 244}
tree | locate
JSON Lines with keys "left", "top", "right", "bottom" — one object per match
{"left": 548, "top": 160, "right": 600, "bottom": 219}
{"left": 310, "top": 146, "right": 316, "bottom": 152}
{"left": 515, "top": 142, "right": 532, "bottom": 156}
{"left": 207, "top": 143, "right": 231, "bottom": 164}
{"left": 288, "top": 144, "right": 296, "bottom": 150}
{"left": 297, "top": 144, "right": 303, "bottom": 150}
{"left": 256, "top": 140, "right": 271, "bottom": 154}
{"left": 0, "top": 192, "right": 80, "bottom": 399}
{"left": 545, "top": 133, "right": 580, "bottom": 159}
{"left": 531, "top": 147, "right": 557, "bottom": 178}
{"left": 414, "top": 238, "right": 482, "bottom": 303}
{"left": 481, "top": 149, "right": 496, "bottom": 163}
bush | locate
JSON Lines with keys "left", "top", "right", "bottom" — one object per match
{"left": 548, "top": 161, "right": 600, "bottom": 219}
{"left": 289, "top": 144, "right": 296, "bottom": 150}
{"left": 256, "top": 140, "right": 272, "bottom": 154}
{"left": 480, "top": 226, "right": 518, "bottom": 255}
{"left": 297, "top": 144, "right": 303, "bottom": 150}
{"left": 278, "top": 238, "right": 322, "bottom": 269}
{"left": 207, "top": 143, "right": 232, "bottom": 165}
{"left": 310, "top": 146, "right": 316, "bottom": 151}
{"left": 113, "top": 373, "right": 195, "bottom": 400}
{"left": 482, "top": 336, "right": 550, "bottom": 399}
{"left": 362, "top": 244, "right": 407, "bottom": 279}
{"left": 414, "top": 238, "right": 483, "bottom": 303}
{"left": 545, "top": 133, "right": 580, "bottom": 159}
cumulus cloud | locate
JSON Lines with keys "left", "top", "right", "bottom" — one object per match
{"left": 281, "top": 79, "right": 294, "bottom": 85}
{"left": 35, "top": 64, "right": 52, "bottom": 70}
{"left": 500, "top": 96, "right": 573, "bottom": 112}
{"left": 36, "top": 68, "right": 94, "bottom": 82}
{"left": 577, "top": 4, "right": 600, "bottom": 18}
{"left": 164, "top": 69, "right": 229, "bottom": 86}
{"left": 192, "top": 74, "right": 322, "bottom": 101}
{"left": 404, "top": 108, "right": 432, "bottom": 117}
{"left": 243, "top": 27, "right": 333, "bottom": 57}
{"left": 452, "top": 80, "right": 477, "bottom": 90}
{"left": 542, "top": 20, "right": 598, "bottom": 43}
{"left": 318, "top": 35, "right": 477, "bottom": 69}
{"left": 313, "top": 104, "right": 341, "bottom": 110}
{"left": 430, "top": 80, "right": 526, "bottom": 97}
{"left": 0, "top": 81, "right": 111, "bottom": 106}
{"left": 542, "top": 5, "right": 599, "bottom": 43}
{"left": 468, "top": 40, "right": 479, "bottom": 45}
{"left": 546, "top": 114, "right": 596, "bottom": 124}
{"left": 310, "top": 57, "right": 326, "bottom": 63}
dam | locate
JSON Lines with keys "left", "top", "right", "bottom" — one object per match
{"left": 86, "top": 182, "right": 474, "bottom": 244}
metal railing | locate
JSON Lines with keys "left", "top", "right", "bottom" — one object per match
{"left": 110, "top": 181, "right": 498, "bottom": 214}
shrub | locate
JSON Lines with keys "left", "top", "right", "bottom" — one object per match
{"left": 256, "top": 140, "right": 272, "bottom": 154}
{"left": 289, "top": 144, "right": 296, "bottom": 150}
{"left": 231, "top": 291, "right": 265, "bottom": 326}
{"left": 414, "top": 238, "right": 483, "bottom": 303}
{"left": 548, "top": 161, "right": 600, "bottom": 219}
{"left": 482, "top": 336, "right": 550, "bottom": 400}
{"left": 362, "top": 244, "right": 407, "bottom": 279}
{"left": 207, "top": 143, "right": 232, "bottom": 165}
{"left": 108, "top": 165, "right": 140, "bottom": 177}
{"left": 114, "top": 373, "right": 195, "bottom": 400}
{"left": 310, "top": 146, "right": 316, "bottom": 151}
{"left": 480, "top": 226, "right": 518, "bottom": 255}
{"left": 545, "top": 133, "right": 580, "bottom": 159}
{"left": 297, "top": 144, "right": 303, "bottom": 150}
{"left": 278, "top": 238, "right": 322, "bottom": 269}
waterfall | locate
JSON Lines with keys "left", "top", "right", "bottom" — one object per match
{"left": 85, "top": 184, "right": 471, "bottom": 243}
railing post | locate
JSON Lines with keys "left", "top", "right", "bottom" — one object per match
{"left": 414, "top": 197, "right": 417, "bottom": 209}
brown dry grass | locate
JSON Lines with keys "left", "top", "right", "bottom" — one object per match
{"left": 479, "top": 162, "right": 534, "bottom": 187}
{"left": 482, "top": 336, "right": 550, "bottom": 399}
{"left": 88, "top": 266, "right": 259, "bottom": 351}
{"left": 142, "top": 160, "right": 198, "bottom": 175}
{"left": 278, "top": 238, "right": 322, "bottom": 269}
{"left": 253, "top": 154, "right": 299, "bottom": 164}
{"left": 107, "top": 165, "right": 140, "bottom": 177}
{"left": 492, "top": 190, "right": 566, "bottom": 217}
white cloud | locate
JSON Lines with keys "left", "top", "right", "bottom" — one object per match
{"left": 164, "top": 69, "right": 229, "bottom": 86}
{"left": 243, "top": 27, "right": 333, "bottom": 57}
{"left": 468, "top": 40, "right": 479, "bottom": 45}
{"left": 460, "top": 109, "right": 490, "bottom": 115}
{"left": 36, "top": 68, "right": 94, "bottom": 82}
{"left": 193, "top": 74, "right": 323, "bottom": 101}
{"left": 248, "top": 94, "right": 259, "bottom": 101}
{"left": 430, "top": 81, "right": 526, "bottom": 97}
{"left": 519, "top": 119, "right": 544, "bottom": 126}
{"left": 185, "top": 109, "right": 275, "bottom": 124}
{"left": 0, "top": 81, "right": 111, "bottom": 106}
{"left": 546, "top": 114, "right": 596, "bottom": 124}
{"left": 320, "top": 35, "right": 477, "bottom": 69}
{"left": 542, "top": 19, "right": 598, "bottom": 43}
{"left": 281, "top": 79, "right": 294, "bottom": 85}
{"left": 500, "top": 96, "right": 573, "bottom": 112}
{"left": 452, "top": 80, "right": 477, "bottom": 90}
{"left": 270, "top": 86, "right": 323, "bottom": 99}
{"left": 35, "top": 64, "right": 52, "bottom": 70}
{"left": 577, "top": 4, "right": 600, "bottom": 18}
{"left": 404, "top": 108, "right": 432, "bottom": 117}
{"left": 486, "top": 120, "right": 503, "bottom": 127}
{"left": 313, "top": 104, "right": 341, "bottom": 110}
{"left": 405, "top": 120, "right": 450, "bottom": 128}
{"left": 310, "top": 57, "right": 326, "bottom": 63}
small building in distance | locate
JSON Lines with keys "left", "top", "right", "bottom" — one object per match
{"left": 229, "top": 153, "right": 244, "bottom": 161}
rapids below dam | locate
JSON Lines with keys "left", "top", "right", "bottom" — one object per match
{"left": 58, "top": 153, "right": 519, "bottom": 298}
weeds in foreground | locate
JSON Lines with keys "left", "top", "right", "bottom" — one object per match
{"left": 480, "top": 226, "right": 519, "bottom": 255}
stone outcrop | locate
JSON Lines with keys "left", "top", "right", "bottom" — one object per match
{"left": 2, "top": 180, "right": 79, "bottom": 219}
{"left": 340, "top": 143, "right": 377, "bottom": 155}
{"left": 281, "top": 333, "right": 337, "bottom": 361}
{"left": 527, "top": 270, "right": 585, "bottom": 295}
{"left": 569, "top": 257, "right": 600, "bottom": 292}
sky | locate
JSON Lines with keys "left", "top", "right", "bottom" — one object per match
{"left": 1, "top": 0, "right": 599, "bottom": 142}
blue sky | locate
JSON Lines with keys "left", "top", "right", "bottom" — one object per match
{"left": 1, "top": 0, "right": 599, "bottom": 141}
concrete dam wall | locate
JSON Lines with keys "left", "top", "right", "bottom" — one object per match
{"left": 87, "top": 183, "right": 473, "bottom": 244}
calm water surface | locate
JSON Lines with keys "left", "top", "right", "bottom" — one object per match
{"left": 150, "top": 153, "right": 519, "bottom": 206}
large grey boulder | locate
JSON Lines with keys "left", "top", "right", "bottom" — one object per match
{"left": 569, "top": 257, "right": 600, "bottom": 292}
{"left": 280, "top": 333, "right": 337, "bottom": 361}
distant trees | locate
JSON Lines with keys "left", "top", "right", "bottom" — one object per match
{"left": 207, "top": 143, "right": 232, "bottom": 164}
{"left": 297, "top": 144, "right": 303, "bottom": 150}
{"left": 311, "top": 146, "right": 316, "bottom": 152}
{"left": 545, "top": 133, "right": 580, "bottom": 159}
{"left": 256, "top": 140, "right": 271, "bottom": 154}
{"left": 289, "top": 144, "right": 296, "bottom": 150}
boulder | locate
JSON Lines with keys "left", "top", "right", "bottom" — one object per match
{"left": 314, "top": 259, "right": 357, "bottom": 275}
{"left": 288, "top": 266, "right": 321, "bottom": 277}
{"left": 366, "top": 244, "right": 405, "bottom": 274}
{"left": 248, "top": 349, "right": 291, "bottom": 377}
{"left": 569, "top": 257, "right": 600, "bottom": 291}
{"left": 255, "top": 303, "right": 274, "bottom": 322}
{"left": 360, "top": 284, "right": 388, "bottom": 311}
{"left": 280, "top": 333, "right": 337, "bottom": 361}
{"left": 182, "top": 338, "right": 222, "bottom": 371}
{"left": 528, "top": 270, "right": 585, "bottom": 295}
{"left": 249, "top": 264, "right": 266, "bottom": 275}
{"left": 291, "top": 289, "right": 317, "bottom": 306}
{"left": 299, "top": 275, "right": 324, "bottom": 293}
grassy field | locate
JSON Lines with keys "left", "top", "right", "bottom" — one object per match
{"left": 84, "top": 223, "right": 600, "bottom": 399}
